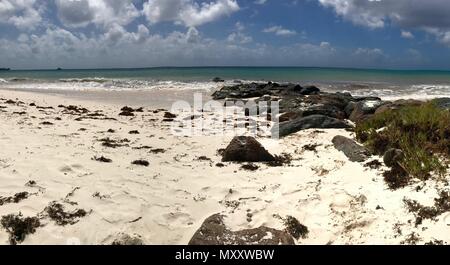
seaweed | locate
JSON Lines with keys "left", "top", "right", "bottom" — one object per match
{"left": 0, "top": 192, "right": 31, "bottom": 206}
{"left": 364, "top": 159, "right": 383, "bottom": 169}
{"left": 283, "top": 216, "right": 309, "bottom": 240}
{"left": 1, "top": 213, "right": 40, "bottom": 245}
{"left": 45, "top": 202, "right": 88, "bottom": 226}
{"left": 241, "top": 163, "right": 259, "bottom": 171}
{"left": 132, "top": 160, "right": 150, "bottom": 167}
{"left": 92, "top": 156, "right": 112, "bottom": 163}
{"left": 404, "top": 191, "right": 450, "bottom": 226}
{"left": 267, "top": 153, "right": 293, "bottom": 167}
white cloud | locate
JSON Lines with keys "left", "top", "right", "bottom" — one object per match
{"left": 0, "top": 25, "right": 343, "bottom": 69}
{"left": 401, "top": 30, "right": 414, "bottom": 39}
{"left": 227, "top": 22, "right": 252, "bottom": 44}
{"left": 317, "top": 0, "right": 450, "bottom": 46}
{"left": 227, "top": 32, "right": 252, "bottom": 44}
{"left": 353, "top": 47, "right": 387, "bottom": 65}
{"left": 318, "top": 0, "right": 386, "bottom": 29}
{"left": 142, "top": 0, "right": 240, "bottom": 27}
{"left": 318, "top": 0, "right": 450, "bottom": 30}
{"left": 263, "top": 25, "right": 297, "bottom": 36}
{"left": 254, "top": 0, "right": 268, "bottom": 4}
{"left": 0, "top": 0, "right": 43, "bottom": 30}
{"left": 55, "top": 0, "right": 140, "bottom": 28}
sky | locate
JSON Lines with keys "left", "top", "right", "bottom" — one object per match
{"left": 2, "top": 0, "right": 450, "bottom": 70}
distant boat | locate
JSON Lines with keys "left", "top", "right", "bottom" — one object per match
{"left": 0, "top": 68, "right": 11, "bottom": 71}
{"left": 56, "top": 67, "right": 63, "bottom": 71}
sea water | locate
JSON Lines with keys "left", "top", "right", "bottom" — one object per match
{"left": 2, "top": 67, "right": 450, "bottom": 100}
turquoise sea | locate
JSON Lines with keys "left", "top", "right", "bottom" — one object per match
{"left": 2, "top": 67, "right": 450, "bottom": 99}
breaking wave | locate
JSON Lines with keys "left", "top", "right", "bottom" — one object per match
{"left": 326, "top": 83, "right": 450, "bottom": 100}
{"left": 0, "top": 77, "right": 230, "bottom": 92}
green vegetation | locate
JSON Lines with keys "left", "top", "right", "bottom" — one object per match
{"left": 355, "top": 102, "right": 450, "bottom": 188}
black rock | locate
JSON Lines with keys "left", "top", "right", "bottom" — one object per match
{"left": 349, "top": 100, "right": 384, "bottom": 122}
{"left": 273, "top": 115, "right": 352, "bottom": 138}
{"left": 299, "top": 85, "right": 320, "bottom": 95}
{"left": 188, "top": 214, "right": 295, "bottom": 245}
{"left": 432, "top": 98, "right": 450, "bottom": 110}
{"left": 302, "top": 105, "right": 346, "bottom": 119}
{"left": 375, "top": 99, "right": 422, "bottom": 115}
{"left": 164, "top": 112, "right": 177, "bottom": 119}
{"left": 332, "top": 135, "right": 370, "bottom": 162}
{"left": 222, "top": 136, "right": 275, "bottom": 162}
{"left": 279, "top": 112, "right": 301, "bottom": 123}
{"left": 212, "top": 77, "right": 225, "bottom": 83}
{"left": 383, "top": 148, "right": 404, "bottom": 167}
{"left": 286, "top": 84, "right": 303, "bottom": 92}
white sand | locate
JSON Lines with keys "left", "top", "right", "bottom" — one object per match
{"left": 0, "top": 88, "right": 449, "bottom": 245}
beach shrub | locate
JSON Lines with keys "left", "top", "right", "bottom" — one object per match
{"left": 355, "top": 102, "right": 450, "bottom": 185}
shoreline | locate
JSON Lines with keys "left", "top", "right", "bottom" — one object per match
{"left": 1, "top": 86, "right": 450, "bottom": 245}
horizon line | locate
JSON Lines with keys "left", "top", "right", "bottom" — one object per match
{"left": 3, "top": 66, "right": 450, "bottom": 72}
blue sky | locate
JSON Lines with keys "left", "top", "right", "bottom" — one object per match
{"left": 1, "top": 0, "right": 450, "bottom": 70}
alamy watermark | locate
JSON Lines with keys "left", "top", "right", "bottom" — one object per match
{"left": 169, "top": 93, "right": 280, "bottom": 139}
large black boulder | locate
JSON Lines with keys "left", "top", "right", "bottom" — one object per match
{"left": 273, "top": 115, "right": 352, "bottom": 138}
{"left": 188, "top": 214, "right": 295, "bottom": 245}
{"left": 302, "top": 105, "right": 347, "bottom": 119}
{"left": 222, "top": 136, "right": 275, "bottom": 162}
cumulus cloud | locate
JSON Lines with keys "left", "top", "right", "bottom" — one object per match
{"left": 0, "top": 0, "right": 43, "bottom": 30}
{"left": 353, "top": 47, "right": 387, "bottom": 65}
{"left": 55, "top": 0, "right": 140, "bottom": 28}
{"left": 0, "top": 25, "right": 344, "bottom": 69}
{"left": 263, "top": 25, "right": 297, "bottom": 36}
{"left": 142, "top": 0, "right": 239, "bottom": 27}
{"left": 227, "top": 22, "right": 252, "bottom": 44}
{"left": 318, "top": 0, "right": 450, "bottom": 46}
{"left": 401, "top": 30, "right": 414, "bottom": 39}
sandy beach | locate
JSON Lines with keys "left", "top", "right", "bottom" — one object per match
{"left": 1, "top": 87, "right": 449, "bottom": 245}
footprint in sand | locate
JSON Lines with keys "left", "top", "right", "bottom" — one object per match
{"left": 59, "top": 165, "right": 74, "bottom": 173}
{"left": 162, "top": 212, "right": 195, "bottom": 228}
{"left": 59, "top": 164, "right": 92, "bottom": 177}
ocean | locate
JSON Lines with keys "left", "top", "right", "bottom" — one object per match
{"left": 2, "top": 67, "right": 450, "bottom": 99}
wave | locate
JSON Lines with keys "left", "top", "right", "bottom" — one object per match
{"left": 0, "top": 78, "right": 7, "bottom": 83}
{"left": 59, "top": 77, "right": 109, "bottom": 83}
{"left": 332, "top": 83, "right": 450, "bottom": 100}
{"left": 8, "top": 78, "right": 31, "bottom": 82}
{"left": 0, "top": 77, "right": 229, "bottom": 92}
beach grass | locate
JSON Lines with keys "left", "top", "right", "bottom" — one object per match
{"left": 355, "top": 101, "right": 450, "bottom": 184}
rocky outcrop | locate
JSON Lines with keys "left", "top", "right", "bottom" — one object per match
{"left": 348, "top": 100, "right": 384, "bottom": 123}
{"left": 332, "top": 136, "right": 371, "bottom": 162}
{"left": 273, "top": 115, "right": 352, "bottom": 138}
{"left": 211, "top": 82, "right": 321, "bottom": 100}
{"left": 375, "top": 99, "right": 423, "bottom": 115}
{"left": 188, "top": 214, "right": 295, "bottom": 245}
{"left": 222, "top": 136, "right": 275, "bottom": 162}
{"left": 299, "top": 85, "right": 320, "bottom": 95}
{"left": 302, "top": 105, "right": 347, "bottom": 119}
{"left": 279, "top": 112, "right": 301, "bottom": 123}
